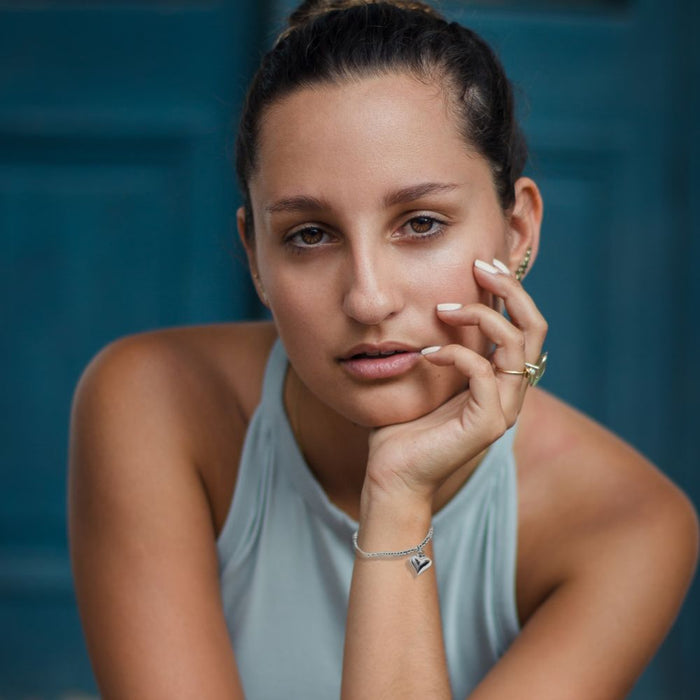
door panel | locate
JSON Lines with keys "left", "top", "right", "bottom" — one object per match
{"left": 0, "top": 2, "right": 262, "bottom": 695}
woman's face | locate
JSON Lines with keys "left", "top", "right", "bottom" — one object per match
{"left": 245, "top": 72, "right": 512, "bottom": 427}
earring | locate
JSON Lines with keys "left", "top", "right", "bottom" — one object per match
{"left": 515, "top": 247, "right": 532, "bottom": 282}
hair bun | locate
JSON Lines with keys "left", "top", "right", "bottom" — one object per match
{"left": 288, "top": 0, "right": 443, "bottom": 31}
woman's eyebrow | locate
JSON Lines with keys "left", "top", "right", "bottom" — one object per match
{"left": 265, "top": 195, "right": 327, "bottom": 215}
{"left": 383, "top": 182, "right": 459, "bottom": 207}
{"left": 264, "top": 182, "right": 459, "bottom": 215}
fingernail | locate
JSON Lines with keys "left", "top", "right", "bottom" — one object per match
{"left": 436, "top": 303, "right": 462, "bottom": 311}
{"left": 474, "top": 259, "right": 499, "bottom": 274}
{"left": 492, "top": 259, "right": 511, "bottom": 275}
{"left": 421, "top": 346, "right": 442, "bottom": 355}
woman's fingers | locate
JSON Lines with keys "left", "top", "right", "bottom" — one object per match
{"left": 370, "top": 344, "right": 508, "bottom": 496}
{"left": 429, "top": 307, "right": 525, "bottom": 424}
{"left": 420, "top": 344, "right": 504, "bottom": 430}
{"left": 472, "top": 258, "right": 548, "bottom": 362}
{"left": 436, "top": 302, "right": 526, "bottom": 384}
{"left": 430, "top": 258, "right": 549, "bottom": 424}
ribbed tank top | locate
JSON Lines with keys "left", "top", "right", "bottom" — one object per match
{"left": 217, "top": 339, "right": 521, "bottom": 699}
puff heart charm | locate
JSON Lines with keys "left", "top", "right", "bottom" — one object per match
{"left": 352, "top": 526, "right": 435, "bottom": 577}
{"left": 409, "top": 552, "right": 432, "bottom": 576}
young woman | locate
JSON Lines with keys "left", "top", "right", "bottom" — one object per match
{"left": 68, "top": 1, "right": 699, "bottom": 698}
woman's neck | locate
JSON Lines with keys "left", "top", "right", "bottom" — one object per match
{"left": 284, "top": 366, "right": 370, "bottom": 520}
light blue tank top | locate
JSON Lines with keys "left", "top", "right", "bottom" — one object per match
{"left": 217, "top": 340, "right": 521, "bottom": 699}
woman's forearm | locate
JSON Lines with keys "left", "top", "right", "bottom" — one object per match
{"left": 341, "top": 487, "right": 451, "bottom": 699}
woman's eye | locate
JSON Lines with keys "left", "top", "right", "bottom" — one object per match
{"left": 410, "top": 217, "right": 435, "bottom": 234}
{"left": 286, "top": 227, "right": 330, "bottom": 249}
{"left": 400, "top": 216, "right": 446, "bottom": 239}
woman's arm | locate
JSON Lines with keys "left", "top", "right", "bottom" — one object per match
{"left": 474, "top": 424, "right": 699, "bottom": 700}
{"left": 68, "top": 333, "right": 245, "bottom": 699}
{"left": 342, "top": 261, "right": 548, "bottom": 699}
{"left": 344, "top": 456, "right": 698, "bottom": 700}
{"left": 477, "top": 390, "right": 700, "bottom": 700}
{"left": 341, "top": 489, "right": 450, "bottom": 698}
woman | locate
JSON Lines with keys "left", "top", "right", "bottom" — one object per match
{"left": 68, "top": 1, "right": 698, "bottom": 698}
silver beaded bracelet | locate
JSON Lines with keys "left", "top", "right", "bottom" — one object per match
{"left": 352, "top": 527, "right": 434, "bottom": 576}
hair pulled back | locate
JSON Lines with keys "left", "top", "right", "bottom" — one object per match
{"left": 236, "top": 0, "right": 527, "bottom": 241}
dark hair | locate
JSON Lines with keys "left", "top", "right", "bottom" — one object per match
{"left": 235, "top": 0, "right": 527, "bottom": 242}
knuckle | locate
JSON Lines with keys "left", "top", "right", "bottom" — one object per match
{"left": 528, "top": 318, "right": 548, "bottom": 346}
{"left": 535, "top": 316, "right": 549, "bottom": 335}
{"left": 501, "top": 274, "right": 518, "bottom": 291}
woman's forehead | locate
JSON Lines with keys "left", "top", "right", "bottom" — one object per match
{"left": 252, "top": 72, "right": 482, "bottom": 202}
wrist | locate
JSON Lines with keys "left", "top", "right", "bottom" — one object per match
{"left": 358, "top": 480, "right": 433, "bottom": 553}
{"left": 363, "top": 461, "right": 436, "bottom": 508}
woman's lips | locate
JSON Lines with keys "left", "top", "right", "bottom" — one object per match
{"left": 338, "top": 349, "right": 422, "bottom": 380}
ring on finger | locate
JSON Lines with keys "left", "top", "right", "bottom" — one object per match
{"left": 494, "top": 352, "right": 548, "bottom": 387}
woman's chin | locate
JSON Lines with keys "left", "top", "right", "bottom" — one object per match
{"left": 338, "top": 392, "right": 453, "bottom": 429}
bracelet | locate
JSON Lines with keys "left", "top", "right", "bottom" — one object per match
{"left": 352, "top": 527, "right": 434, "bottom": 576}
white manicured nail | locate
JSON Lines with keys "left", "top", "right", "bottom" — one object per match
{"left": 421, "top": 346, "right": 442, "bottom": 355}
{"left": 436, "top": 303, "right": 462, "bottom": 311}
{"left": 474, "top": 259, "right": 499, "bottom": 274}
{"left": 492, "top": 259, "right": 511, "bottom": 275}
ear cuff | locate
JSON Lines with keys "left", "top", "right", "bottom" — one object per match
{"left": 515, "top": 247, "right": 532, "bottom": 281}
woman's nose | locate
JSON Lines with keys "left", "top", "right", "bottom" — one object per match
{"left": 341, "top": 246, "right": 402, "bottom": 325}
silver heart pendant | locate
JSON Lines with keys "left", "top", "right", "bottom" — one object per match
{"left": 409, "top": 553, "right": 432, "bottom": 576}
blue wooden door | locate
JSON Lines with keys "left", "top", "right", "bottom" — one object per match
{"left": 0, "top": 2, "right": 263, "bottom": 696}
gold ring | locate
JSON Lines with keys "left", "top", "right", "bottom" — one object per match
{"left": 495, "top": 352, "right": 548, "bottom": 387}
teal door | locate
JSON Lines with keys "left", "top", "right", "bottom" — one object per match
{"left": 1, "top": 2, "right": 263, "bottom": 695}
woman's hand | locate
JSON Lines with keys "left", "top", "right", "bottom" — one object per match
{"left": 364, "top": 258, "right": 548, "bottom": 505}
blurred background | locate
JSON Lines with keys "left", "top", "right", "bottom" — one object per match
{"left": 0, "top": 0, "right": 697, "bottom": 697}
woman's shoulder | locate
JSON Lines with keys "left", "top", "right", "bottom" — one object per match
{"left": 514, "top": 387, "right": 699, "bottom": 624}
{"left": 515, "top": 387, "right": 696, "bottom": 520}
{"left": 70, "top": 321, "right": 279, "bottom": 534}
{"left": 75, "top": 321, "right": 278, "bottom": 424}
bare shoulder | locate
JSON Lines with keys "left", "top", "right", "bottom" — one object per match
{"left": 514, "top": 387, "right": 699, "bottom": 645}
{"left": 68, "top": 322, "right": 276, "bottom": 696}
{"left": 74, "top": 321, "right": 277, "bottom": 422}
{"left": 516, "top": 388, "right": 699, "bottom": 534}
{"left": 70, "top": 321, "right": 278, "bottom": 533}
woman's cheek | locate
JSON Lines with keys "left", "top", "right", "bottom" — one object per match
{"left": 419, "top": 249, "right": 496, "bottom": 356}
{"left": 415, "top": 248, "right": 478, "bottom": 303}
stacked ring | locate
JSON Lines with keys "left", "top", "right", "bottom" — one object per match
{"left": 495, "top": 352, "right": 548, "bottom": 387}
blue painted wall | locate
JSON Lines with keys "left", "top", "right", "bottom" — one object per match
{"left": 1, "top": 0, "right": 697, "bottom": 696}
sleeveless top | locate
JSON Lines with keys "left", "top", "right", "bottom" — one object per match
{"left": 217, "top": 339, "right": 521, "bottom": 699}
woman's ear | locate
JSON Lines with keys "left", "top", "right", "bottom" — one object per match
{"left": 506, "top": 177, "right": 543, "bottom": 281}
{"left": 237, "top": 205, "right": 269, "bottom": 307}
